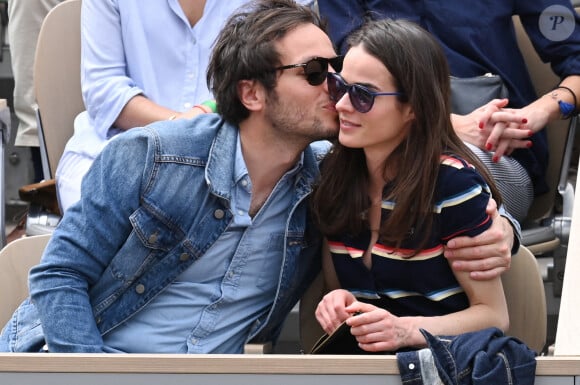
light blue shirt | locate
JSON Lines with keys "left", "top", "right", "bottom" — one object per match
{"left": 102, "top": 133, "right": 301, "bottom": 353}
{"left": 64, "top": 0, "right": 316, "bottom": 160}
{"left": 65, "top": 0, "right": 252, "bottom": 159}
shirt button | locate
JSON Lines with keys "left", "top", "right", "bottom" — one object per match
{"left": 408, "top": 363, "right": 415, "bottom": 370}
{"left": 191, "top": 338, "right": 198, "bottom": 344}
{"left": 214, "top": 209, "right": 225, "bottom": 219}
{"left": 241, "top": 179, "right": 248, "bottom": 187}
{"left": 184, "top": 102, "right": 192, "bottom": 109}
{"left": 148, "top": 232, "right": 158, "bottom": 244}
{"left": 237, "top": 210, "right": 244, "bottom": 216}
{"left": 179, "top": 253, "right": 189, "bottom": 262}
{"left": 135, "top": 284, "right": 145, "bottom": 294}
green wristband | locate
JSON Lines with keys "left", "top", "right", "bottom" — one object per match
{"left": 201, "top": 100, "right": 217, "bottom": 113}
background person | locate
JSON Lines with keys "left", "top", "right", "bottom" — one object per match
{"left": 8, "top": 0, "right": 64, "bottom": 181}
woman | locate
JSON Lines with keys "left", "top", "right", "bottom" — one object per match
{"left": 318, "top": 0, "right": 580, "bottom": 223}
{"left": 311, "top": 19, "right": 509, "bottom": 353}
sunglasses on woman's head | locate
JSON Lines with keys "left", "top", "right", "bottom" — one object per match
{"left": 327, "top": 72, "right": 405, "bottom": 113}
{"left": 276, "top": 56, "right": 344, "bottom": 86}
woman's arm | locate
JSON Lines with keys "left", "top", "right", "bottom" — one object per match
{"left": 315, "top": 239, "right": 357, "bottom": 334}
{"left": 114, "top": 95, "right": 209, "bottom": 129}
{"left": 344, "top": 267, "right": 508, "bottom": 352}
{"left": 81, "top": 0, "right": 206, "bottom": 134}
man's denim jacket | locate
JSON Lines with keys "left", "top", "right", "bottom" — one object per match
{"left": 0, "top": 114, "right": 326, "bottom": 352}
{"left": 396, "top": 328, "right": 537, "bottom": 385}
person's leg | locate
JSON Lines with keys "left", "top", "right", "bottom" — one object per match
{"left": 465, "top": 142, "right": 533, "bottom": 222}
{"left": 8, "top": 0, "right": 64, "bottom": 180}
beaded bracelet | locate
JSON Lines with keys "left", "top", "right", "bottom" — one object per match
{"left": 551, "top": 85, "right": 578, "bottom": 119}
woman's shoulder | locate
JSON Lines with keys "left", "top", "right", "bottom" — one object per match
{"left": 436, "top": 154, "right": 489, "bottom": 195}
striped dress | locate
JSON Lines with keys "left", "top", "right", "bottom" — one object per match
{"left": 327, "top": 155, "right": 493, "bottom": 317}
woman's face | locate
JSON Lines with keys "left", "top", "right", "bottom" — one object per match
{"left": 334, "top": 45, "right": 414, "bottom": 159}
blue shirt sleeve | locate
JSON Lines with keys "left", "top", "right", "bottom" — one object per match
{"left": 81, "top": 0, "right": 143, "bottom": 140}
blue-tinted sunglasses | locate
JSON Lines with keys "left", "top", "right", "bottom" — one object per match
{"left": 327, "top": 72, "right": 405, "bottom": 113}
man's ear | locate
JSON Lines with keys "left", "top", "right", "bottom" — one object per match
{"left": 238, "top": 79, "right": 265, "bottom": 112}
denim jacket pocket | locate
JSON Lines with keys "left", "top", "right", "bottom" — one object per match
{"left": 130, "top": 206, "right": 185, "bottom": 251}
{"left": 90, "top": 207, "right": 187, "bottom": 307}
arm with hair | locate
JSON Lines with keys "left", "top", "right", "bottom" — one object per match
{"left": 445, "top": 198, "right": 520, "bottom": 280}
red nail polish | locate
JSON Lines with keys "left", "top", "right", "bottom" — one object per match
{"left": 486, "top": 143, "right": 492, "bottom": 151}
{"left": 528, "top": 130, "right": 533, "bottom": 137}
{"left": 492, "top": 156, "right": 499, "bottom": 163}
{"left": 478, "top": 122, "right": 484, "bottom": 129}
{"left": 522, "top": 118, "right": 528, "bottom": 124}
{"left": 526, "top": 141, "right": 533, "bottom": 148}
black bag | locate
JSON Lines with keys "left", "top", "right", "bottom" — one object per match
{"left": 450, "top": 73, "right": 509, "bottom": 115}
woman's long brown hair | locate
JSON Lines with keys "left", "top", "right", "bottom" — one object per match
{"left": 310, "top": 19, "right": 502, "bottom": 250}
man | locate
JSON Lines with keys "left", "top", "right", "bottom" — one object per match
{"left": 0, "top": 0, "right": 515, "bottom": 354}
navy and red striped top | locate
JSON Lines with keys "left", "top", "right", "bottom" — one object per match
{"left": 328, "top": 155, "right": 492, "bottom": 317}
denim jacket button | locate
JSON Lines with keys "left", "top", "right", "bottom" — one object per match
{"left": 179, "top": 252, "right": 190, "bottom": 261}
{"left": 408, "top": 363, "right": 415, "bottom": 370}
{"left": 214, "top": 209, "right": 225, "bottom": 219}
{"left": 148, "top": 232, "right": 158, "bottom": 244}
{"left": 135, "top": 284, "right": 145, "bottom": 294}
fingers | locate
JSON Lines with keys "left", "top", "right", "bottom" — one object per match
{"left": 451, "top": 259, "right": 508, "bottom": 281}
{"left": 485, "top": 197, "right": 498, "bottom": 215}
{"left": 315, "top": 290, "right": 356, "bottom": 334}
{"left": 345, "top": 307, "right": 403, "bottom": 352}
{"left": 484, "top": 121, "right": 506, "bottom": 150}
{"left": 492, "top": 137, "right": 511, "bottom": 161}
{"left": 478, "top": 103, "right": 529, "bottom": 158}
{"left": 345, "top": 301, "right": 376, "bottom": 317}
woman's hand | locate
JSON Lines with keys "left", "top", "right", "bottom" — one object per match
{"left": 345, "top": 302, "right": 420, "bottom": 352}
{"left": 315, "top": 289, "right": 358, "bottom": 334}
{"left": 451, "top": 99, "right": 532, "bottom": 160}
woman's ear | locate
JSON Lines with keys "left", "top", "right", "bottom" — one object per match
{"left": 237, "top": 79, "right": 266, "bottom": 112}
{"left": 403, "top": 104, "right": 415, "bottom": 124}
